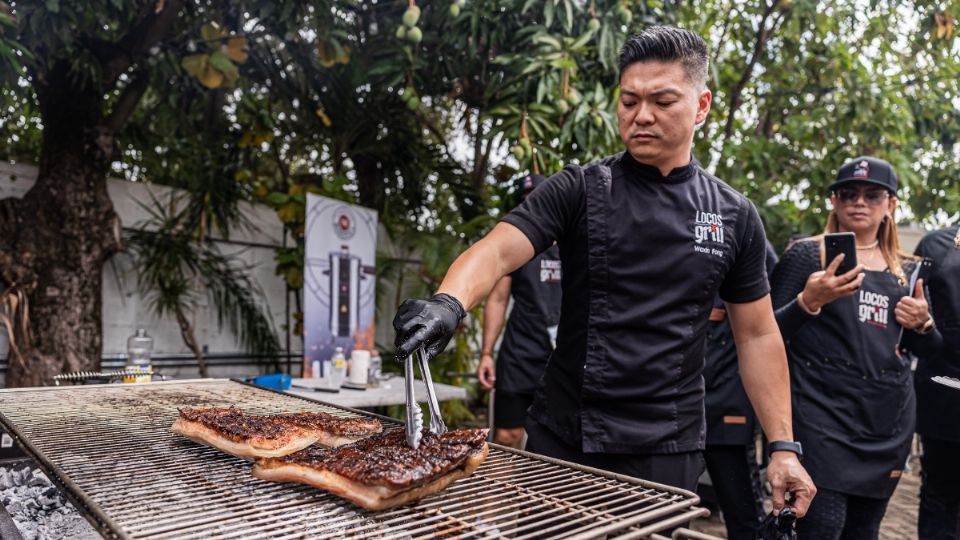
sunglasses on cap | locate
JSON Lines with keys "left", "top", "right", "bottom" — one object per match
{"left": 834, "top": 186, "right": 891, "bottom": 206}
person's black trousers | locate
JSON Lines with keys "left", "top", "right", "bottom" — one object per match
{"left": 795, "top": 487, "right": 889, "bottom": 540}
{"left": 703, "top": 443, "right": 764, "bottom": 540}
{"left": 919, "top": 436, "right": 960, "bottom": 540}
{"left": 524, "top": 418, "right": 704, "bottom": 492}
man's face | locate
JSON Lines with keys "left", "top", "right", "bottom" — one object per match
{"left": 617, "top": 61, "right": 711, "bottom": 173}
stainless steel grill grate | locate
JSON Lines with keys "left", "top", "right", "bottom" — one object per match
{"left": 0, "top": 379, "right": 709, "bottom": 539}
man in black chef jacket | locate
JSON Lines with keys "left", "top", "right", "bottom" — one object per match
{"left": 393, "top": 26, "right": 815, "bottom": 516}
{"left": 914, "top": 224, "right": 960, "bottom": 539}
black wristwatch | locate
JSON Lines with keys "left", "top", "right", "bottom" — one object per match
{"left": 767, "top": 440, "right": 803, "bottom": 461}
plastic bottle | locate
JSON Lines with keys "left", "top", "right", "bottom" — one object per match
{"left": 125, "top": 328, "right": 154, "bottom": 383}
{"left": 369, "top": 350, "right": 383, "bottom": 386}
{"left": 330, "top": 347, "right": 346, "bottom": 388}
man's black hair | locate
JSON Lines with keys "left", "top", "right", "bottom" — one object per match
{"left": 618, "top": 26, "right": 708, "bottom": 88}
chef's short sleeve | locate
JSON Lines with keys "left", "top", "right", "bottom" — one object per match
{"left": 501, "top": 165, "right": 583, "bottom": 254}
{"left": 719, "top": 199, "right": 771, "bottom": 303}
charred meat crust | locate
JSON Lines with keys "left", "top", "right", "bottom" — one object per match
{"left": 175, "top": 408, "right": 382, "bottom": 443}
{"left": 272, "top": 412, "right": 382, "bottom": 436}
{"left": 258, "top": 429, "right": 489, "bottom": 491}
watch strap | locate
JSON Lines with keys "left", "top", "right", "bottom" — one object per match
{"left": 768, "top": 440, "right": 803, "bottom": 461}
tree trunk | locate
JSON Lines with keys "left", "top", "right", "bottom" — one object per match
{"left": 354, "top": 154, "right": 385, "bottom": 213}
{"left": 175, "top": 308, "right": 208, "bottom": 378}
{"left": 0, "top": 61, "right": 123, "bottom": 387}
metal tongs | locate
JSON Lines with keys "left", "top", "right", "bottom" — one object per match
{"left": 404, "top": 346, "right": 447, "bottom": 449}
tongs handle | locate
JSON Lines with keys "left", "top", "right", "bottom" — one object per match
{"left": 416, "top": 347, "right": 447, "bottom": 435}
{"left": 404, "top": 353, "right": 423, "bottom": 449}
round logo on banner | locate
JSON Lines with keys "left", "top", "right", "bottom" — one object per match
{"left": 332, "top": 207, "right": 357, "bottom": 240}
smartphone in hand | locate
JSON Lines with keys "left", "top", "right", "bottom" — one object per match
{"left": 824, "top": 232, "right": 858, "bottom": 275}
{"left": 909, "top": 257, "right": 933, "bottom": 294}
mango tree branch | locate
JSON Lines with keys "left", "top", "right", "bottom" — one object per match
{"left": 104, "top": 69, "right": 150, "bottom": 133}
{"left": 721, "top": 1, "right": 786, "bottom": 143}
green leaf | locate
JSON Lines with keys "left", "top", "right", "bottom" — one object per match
{"left": 532, "top": 33, "right": 562, "bottom": 50}
{"left": 208, "top": 51, "right": 239, "bottom": 83}
{"left": 266, "top": 192, "right": 290, "bottom": 206}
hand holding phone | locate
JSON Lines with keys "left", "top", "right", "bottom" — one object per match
{"left": 824, "top": 232, "right": 858, "bottom": 275}
{"left": 798, "top": 234, "right": 865, "bottom": 312}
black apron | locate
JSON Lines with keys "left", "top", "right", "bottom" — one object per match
{"left": 915, "top": 231, "right": 960, "bottom": 442}
{"left": 703, "top": 304, "right": 756, "bottom": 445}
{"left": 790, "top": 270, "right": 914, "bottom": 499}
{"left": 496, "top": 246, "right": 562, "bottom": 394}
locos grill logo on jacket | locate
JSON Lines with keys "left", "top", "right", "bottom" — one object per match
{"left": 694, "top": 210, "right": 724, "bottom": 244}
{"left": 858, "top": 290, "right": 889, "bottom": 328}
{"left": 693, "top": 210, "right": 725, "bottom": 257}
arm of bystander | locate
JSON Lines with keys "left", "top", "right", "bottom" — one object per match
{"left": 477, "top": 276, "right": 513, "bottom": 390}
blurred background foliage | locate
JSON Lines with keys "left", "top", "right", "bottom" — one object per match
{"left": 1, "top": 0, "right": 958, "bottom": 417}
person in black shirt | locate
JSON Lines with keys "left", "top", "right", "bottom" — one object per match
{"left": 393, "top": 26, "right": 815, "bottom": 516}
{"left": 702, "top": 241, "right": 778, "bottom": 540}
{"left": 477, "top": 174, "right": 562, "bottom": 448}
{"left": 770, "top": 157, "right": 940, "bottom": 539}
{"left": 913, "top": 225, "right": 960, "bottom": 540}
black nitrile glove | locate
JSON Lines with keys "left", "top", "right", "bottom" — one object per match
{"left": 757, "top": 507, "right": 797, "bottom": 540}
{"left": 393, "top": 293, "right": 466, "bottom": 360}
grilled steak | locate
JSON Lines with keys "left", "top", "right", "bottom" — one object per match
{"left": 252, "top": 428, "right": 489, "bottom": 510}
{"left": 171, "top": 408, "right": 382, "bottom": 459}
{"left": 271, "top": 412, "right": 383, "bottom": 447}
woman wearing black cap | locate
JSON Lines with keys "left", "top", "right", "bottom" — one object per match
{"left": 770, "top": 156, "right": 941, "bottom": 538}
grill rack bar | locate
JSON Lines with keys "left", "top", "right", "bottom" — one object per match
{"left": 0, "top": 379, "right": 710, "bottom": 539}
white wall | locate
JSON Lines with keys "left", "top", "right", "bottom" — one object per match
{"left": 0, "top": 163, "right": 302, "bottom": 385}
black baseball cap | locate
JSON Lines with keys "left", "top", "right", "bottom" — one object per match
{"left": 828, "top": 156, "right": 898, "bottom": 193}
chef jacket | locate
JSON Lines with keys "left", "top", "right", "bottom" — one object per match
{"left": 772, "top": 240, "right": 937, "bottom": 498}
{"left": 496, "top": 245, "right": 562, "bottom": 394}
{"left": 704, "top": 242, "right": 778, "bottom": 446}
{"left": 502, "top": 152, "right": 770, "bottom": 454}
{"left": 914, "top": 225, "right": 960, "bottom": 443}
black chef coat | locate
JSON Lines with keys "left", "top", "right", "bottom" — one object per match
{"left": 772, "top": 240, "right": 930, "bottom": 499}
{"left": 502, "top": 152, "right": 770, "bottom": 454}
{"left": 704, "top": 242, "right": 779, "bottom": 446}
{"left": 915, "top": 225, "right": 960, "bottom": 443}
{"left": 496, "top": 245, "right": 563, "bottom": 394}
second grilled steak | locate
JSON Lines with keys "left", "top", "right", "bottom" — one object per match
{"left": 252, "top": 428, "right": 489, "bottom": 510}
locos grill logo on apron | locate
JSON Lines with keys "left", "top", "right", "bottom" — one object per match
{"left": 858, "top": 290, "right": 890, "bottom": 328}
{"left": 540, "top": 259, "right": 561, "bottom": 283}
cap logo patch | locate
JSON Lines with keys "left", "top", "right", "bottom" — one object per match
{"left": 523, "top": 176, "right": 534, "bottom": 190}
{"left": 853, "top": 160, "right": 869, "bottom": 178}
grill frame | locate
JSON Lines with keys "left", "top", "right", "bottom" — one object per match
{"left": 0, "top": 379, "right": 709, "bottom": 539}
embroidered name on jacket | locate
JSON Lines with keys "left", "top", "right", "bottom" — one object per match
{"left": 858, "top": 290, "right": 890, "bottom": 328}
